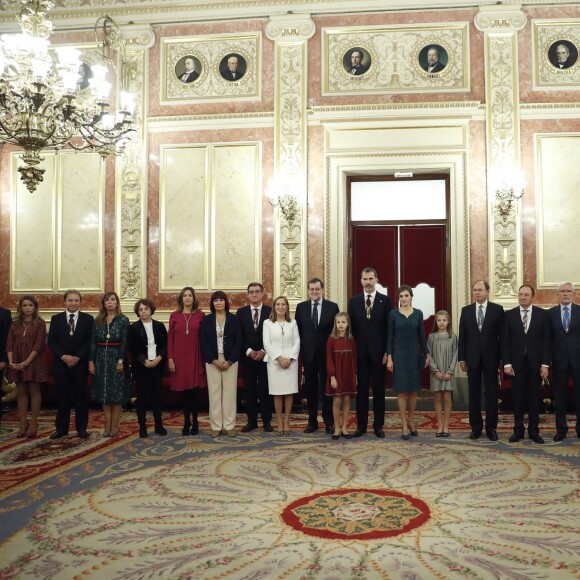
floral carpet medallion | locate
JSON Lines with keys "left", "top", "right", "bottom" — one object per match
{"left": 1, "top": 439, "right": 579, "bottom": 579}
{"left": 282, "top": 488, "right": 430, "bottom": 540}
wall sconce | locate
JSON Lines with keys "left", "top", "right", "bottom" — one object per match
{"left": 266, "top": 169, "right": 302, "bottom": 223}
{"left": 492, "top": 163, "right": 526, "bottom": 218}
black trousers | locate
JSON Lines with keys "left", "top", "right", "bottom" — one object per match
{"left": 467, "top": 365, "right": 499, "bottom": 434}
{"left": 134, "top": 369, "right": 164, "bottom": 425}
{"left": 510, "top": 356, "right": 541, "bottom": 438}
{"left": 54, "top": 368, "right": 89, "bottom": 434}
{"left": 552, "top": 365, "right": 580, "bottom": 435}
{"left": 355, "top": 355, "right": 385, "bottom": 431}
{"left": 303, "top": 354, "right": 333, "bottom": 427}
{"left": 241, "top": 358, "right": 272, "bottom": 426}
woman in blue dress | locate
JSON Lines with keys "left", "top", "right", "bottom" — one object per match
{"left": 89, "top": 292, "right": 131, "bottom": 437}
{"left": 386, "top": 285, "right": 430, "bottom": 440}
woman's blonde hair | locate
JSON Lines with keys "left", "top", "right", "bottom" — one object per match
{"left": 432, "top": 309, "right": 452, "bottom": 336}
{"left": 269, "top": 296, "right": 291, "bottom": 322}
{"left": 331, "top": 312, "right": 352, "bottom": 340}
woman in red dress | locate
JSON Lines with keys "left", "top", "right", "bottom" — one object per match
{"left": 168, "top": 287, "right": 207, "bottom": 435}
{"left": 6, "top": 295, "right": 49, "bottom": 438}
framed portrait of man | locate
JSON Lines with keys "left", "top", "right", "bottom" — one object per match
{"left": 343, "top": 47, "right": 371, "bottom": 76}
{"left": 175, "top": 55, "right": 202, "bottom": 83}
{"left": 419, "top": 44, "right": 448, "bottom": 74}
{"left": 548, "top": 40, "right": 578, "bottom": 70}
{"left": 219, "top": 53, "right": 247, "bottom": 81}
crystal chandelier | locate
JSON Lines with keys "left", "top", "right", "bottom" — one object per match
{"left": 0, "top": 1, "right": 135, "bottom": 192}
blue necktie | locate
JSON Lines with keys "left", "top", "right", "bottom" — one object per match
{"left": 563, "top": 306, "right": 570, "bottom": 332}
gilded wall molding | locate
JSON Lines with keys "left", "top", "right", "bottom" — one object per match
{"left": 115, "top": 25, "right": 155, "bottom": 305}
{"left": 322, "top": 23, "right": 469, "bottom": 95}
{"left": 475, "top": 5, "right": 526, "bottom": 305}
{"left": 266, "top": 14, "right": 314, "bottom": 306}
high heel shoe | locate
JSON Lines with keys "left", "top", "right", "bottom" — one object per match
{"left": 27, "top": 420, "right": 38, "bottom": 438}
{"left": 401, "top": 433, "right": 410, "bottom": 441}
{"left": 407, "top": 422, "right": 418, "bottom": 437}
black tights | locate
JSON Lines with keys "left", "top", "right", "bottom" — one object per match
{"left": 181, "top": 389, "right": 199, "bottom": 427}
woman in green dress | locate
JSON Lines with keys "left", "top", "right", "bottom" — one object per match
{"left": 386, "top": 285, "right": 430, "bottom": 440}
{"left": 89, "top": 292, "right": 130, "bottom": 437}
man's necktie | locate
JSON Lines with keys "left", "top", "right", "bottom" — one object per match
{"left": 563, "top": 306, "right": 570, "bottom": 332}
{"left": 477, "top": 304, "right": 484, "bottom": 332}
{"left": 253, "top": 308, "right": 259, "bottom": 332}
{"left": 68, "top": 313, "right": 75, "bottom": 336}
{"left": 312, "top": 301, "right": 319, "bottom": 330}
{"left": 522, "top": 309, "right": 529, "bottom": 334}
{"left": 366, "top": 295, "right": 372, "bottom": 319}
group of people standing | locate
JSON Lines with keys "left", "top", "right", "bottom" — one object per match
{"left": 0, "top": 273, "right": 578, "bottom": 443}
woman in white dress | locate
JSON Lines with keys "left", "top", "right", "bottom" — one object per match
{"left": 263, "top": 296, "right": 300, "bottom": 435}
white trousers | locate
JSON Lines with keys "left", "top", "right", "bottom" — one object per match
{"left": 205, "top": 355, "right": 238, "bottom": 431}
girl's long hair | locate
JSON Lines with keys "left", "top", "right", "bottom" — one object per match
{"left": 331, "top": 312, "right": 352, "bottom": 340}
{"left": 431, "top": 310, "right": 452, "bottom": 337}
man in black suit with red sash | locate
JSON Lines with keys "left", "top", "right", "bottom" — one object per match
{"left": 458, "top": 280, "right": 504, "bottom": 441}
{"left": 502, "top": 285, "right": 550, "bottom": 444}
{"left": 348, "top": 267, "right": 392, "bottom": 438}
{"left": 48, "top": 290, "right": 94, "bottom": 439}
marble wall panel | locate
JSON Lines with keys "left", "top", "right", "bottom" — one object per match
{"left": 212, "top": 144, "right": 260, "bottom": 290}
{"left": 160, "top": 146, "right": 208, "bottom": 291}
{"left": 535, "top": 134, "right": 580, "bottom": 288}
{"left": 11, "top": 154, "right": 55, "bottom": 292}
{"left": 58, "top": 153, "right": 104, "bottom": 292}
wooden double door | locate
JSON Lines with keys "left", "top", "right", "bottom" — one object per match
{"left": 350, "top": 224, "right": 449, "bottom": 387}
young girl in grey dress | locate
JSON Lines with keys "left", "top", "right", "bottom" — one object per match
{"left": 427, "top": 310, "right": 458, "bottom": 438}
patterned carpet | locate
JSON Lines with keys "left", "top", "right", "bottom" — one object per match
{"left": 0, "top": 409, "right": 579, "bottom": 579}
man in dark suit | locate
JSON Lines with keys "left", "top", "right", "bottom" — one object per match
{"left": 347, "top": 50, "right": 368, "bottom": 75}
{"left": 295, "top": 277, "right": 340, "bottom": 434}
{"left": 458, "top": 280, "right": 504, "bottom": 441}
{"left": 221, "top": 55, "right": 245, "bottom": 81}
{"left": 348, "top": 267, "right": 392, "bottom": 438}
{"left": 0, "top": 304, "right": 12, "bottom": 423}
{"left": 548, "top": 281, "right": 580, "bottom": 441}
{"left": 502, "top": 285, "right": 550, "bottom": 444}
{"left": 236, "top": 283, "right": 273, "bottom": 432}
{"left": 424, "top": 46, "right": 446, "bottom": 73}
{"left": 553, "top": 43, "right": 574, "bottom": 69}
{"left": 47, "top": 290, "right": 94, "bottom": 439}
{"left": 179, "top": 57, "right": 200, "bottom": 83}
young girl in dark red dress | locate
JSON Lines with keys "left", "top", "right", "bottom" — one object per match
{"left": 326, "top": 312, "right": 357, "bottom": 440}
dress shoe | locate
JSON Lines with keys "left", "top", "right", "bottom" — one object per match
{"left": 407, "top": 423, "right": 418, "bottom": 437}
{"left": 263, "top": 424, "right": 273, "bottom": 433}
{"left": 352, "top": 429, "right": 366, "bottom": 438}
{"left": 530, "top": 434, "right": 544, "bottom": 444}
{"left": 435, "top": 431, "right": 443, "bottom": 438}
{"left": 487, "top": 430, "right": 499, "bottom": 441}
{"left": 139, "top": 425, "right": 148, "bottom": 438}
{"left": 50, "top": 431, "right": 68, "bottom": 440}
{"left": 553, "top": 433, "right": 566, "bottom": 442}
{"left": 226, "top": 429, "right": 237, "bottom": 437}
{"left": 241, "top": 423, "right": 258, "bottom": 433}
{"left": 331, "top": 434, "right": 339, "bottom": 440}
{"left": 77, "top": 431, "right": 90, "bottom": 440}
{"left": 401, "top": 433, "right": 410, "bottom": 441}
{"left": 325, "top": 424, "right": 334, "bottom": 435}
{"left": 210, "top": 430, "right": 221, "bottom": 438}
{"left": 182, "top": 427, "right": 190, "bottom": 436}
{"left": 469, "top": 432, "right": 481, "bottom": 440}
{"left": 374, "top": 428, "right": 385, "bottom": 439}
{"left": 155, "top": 426, "right": 168, "bottom": 436}
{"left": 442, "top": 432, "right": 450, "bottom": 438}
{"left": 341, "top": 432, "right": 352, "bottom": 440}
{"left": 508, "top": 434, "right": 521, "bottom": 443}
{"left": 304, "top": 424, "right": 319, "bottom": 433}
